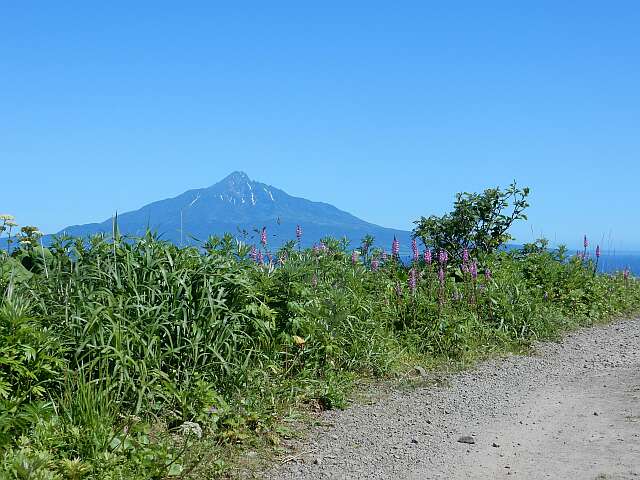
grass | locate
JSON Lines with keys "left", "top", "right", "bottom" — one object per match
{"left": 0, "top": 230, "right": 639, "bottom": 479}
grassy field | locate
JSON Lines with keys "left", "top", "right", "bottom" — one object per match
{"left": 1, "top": 213, "right": 639, "bottom": 478}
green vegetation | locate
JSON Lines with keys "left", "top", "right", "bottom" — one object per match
{"left": 0, "top": 190, "right": 639, "bottom": 479}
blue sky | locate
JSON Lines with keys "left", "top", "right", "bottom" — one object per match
{"left": 2, "top": 2, "right": 639, "bottom": 251}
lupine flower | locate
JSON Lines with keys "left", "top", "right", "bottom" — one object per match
{"left": 381, "top": 251, "right": 388, "bottom": 262}
{"left": 319, "top": 241, "right": 327, "bottom": 251}
{"left": 249, "top": 245, "right": 258, "bottom": 261}
{"left": 411, "top": 239, "right": 419, "bottom": 263}
{"left": 392, "top": 237, "right": 400, "bottom": 257}
{"left": 596, "top": 245, "right": 601, "bottom": 258}
{"left": 260, "top": 227, "right": 267, "bottom": 246}
{"left": 352, "top": 250, "right": 359, "bottom": 265}
{"left": 257, "top": 250, "right": 263, "bottom": 265}
{"left": 470, "top": 260, "right": 478, "bottom": 280}
{"left": 438, "top": 267, "right": 445, "bottom": 285}
{"left": 484, "top": 268, "right": 492, "bottom": 280}
{"left": 408, "top": 268, "right": 417, "bottom": 294}
{"left": 623, "top": 268, "right": 630, "bottom": 280}
{"left": 296, "top": 225, "right": 302, "bottom": 242}
{"left": 583, "top": 235, "right": 589, "bottom": 249}
{"left": 462, "top": 248, "right": 469, "bottom": 263}
{"left": 423, "top": 249, "right": 432, "bottom": 264}
{"left": 371, "top": 258, "right": 380, "bottom": 271}
{"left": 438, "top": 249, "right": 448, "bottom": 265}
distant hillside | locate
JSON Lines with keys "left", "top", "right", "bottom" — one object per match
{"left": 50, "top": 171, "right": 412, "bottom": 251}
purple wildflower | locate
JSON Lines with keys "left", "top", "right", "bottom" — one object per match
{"left": 462, "top": 248, "right": 469, "bottom": 263}
{"left": 484, "top": 268, "right": 492, "bottom": 280}
{"left": 470, "top": 260, "right": 478, "bottom": 280}
{"left": 249, "top": 245, "right": 258, "bottom": 261}
{"left": 424, "top": 249, "right": 432, "bottom": 264}
{"left": 408, "top": 268, "right": 417, "bottom": 294}
{"left": 371, "top": 258, "right": 380, "bottom": 271}
{"left": 392, "top": 237, "right": 400, "bottom": 258}
{"left": 596, "top": 245, "right": 601, "bottom": 258}
{"left": 381, "top": 251, "right": 388, "bottom": 262}
{"left": 260, "top": 227, "right": 267, "bottom": 247}
{"left": 296, "top": 225, "right": 302, "bottom": 242}
{"left": 583, "top": 235, "right": 589, "bottom": 249}
{"left": 411, "top": 239, "right": 419, "bottom": 263}
{"left": 438, "top": 249, "right": 448, "bottom": 265}
{"left": 351, "top": 250, "right": 359, "bottom": 265}
{"left": 257, "top": 250, "right": 263, "bottom": 265}
{"left": 623, "top": 268, "right": 630, "bottom": 280}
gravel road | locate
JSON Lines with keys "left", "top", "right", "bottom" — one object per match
{"left": 265, "top": 318, "right": 640, "bottom": 479}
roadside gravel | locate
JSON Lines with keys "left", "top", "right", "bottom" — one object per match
{"left": 264, "top": 318, "right": 640, "bottom": 479}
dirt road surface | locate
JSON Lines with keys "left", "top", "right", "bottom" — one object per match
{"left": 265, "top": 318, "right": 640, "bottom": 479}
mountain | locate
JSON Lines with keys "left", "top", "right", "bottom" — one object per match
{"left": 53, "top": 171, "right": 412, "bottom": 251}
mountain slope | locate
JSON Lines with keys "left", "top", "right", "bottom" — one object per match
{"left": 56, "top": 171, "right": 411, "bottom": 250}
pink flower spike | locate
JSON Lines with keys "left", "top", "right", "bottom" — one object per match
{"left": 408, "top": 268, "right": 417, "bottom": 294}
{"left": 411, "top": 238, "right": 419, "bottom": 262}
{"left": 261, "top": 227, "right": 267, "bottom": 246}
{"left": 296, "top": 225, "right": 302, "bottom": 242}
{"left": 583, "top": 235, "right": 589, "bottom": 249}
{"left": 392, "top": 237, "right": 400, "bottom": 257}
{"left": 371, "top": 258, "right": 379, "bottom": 271}
{"left": 484, "top": 268, "right": 492, "bottom": 280}
{"left": 424, "top": 249, "right": 432, "bottom": 264}
{"left": 462, "top": 248, "right": 469, "bottom": 263}
{"left": 596, "top": 245, "right": 601, "bottom": 258}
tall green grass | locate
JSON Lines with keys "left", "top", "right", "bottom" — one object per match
{"left": 1, "top": 232, "right": 639, "bottom": 478}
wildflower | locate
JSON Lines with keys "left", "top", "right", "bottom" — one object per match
{"left": 623, "top": 268, "right": 630, "bottom": 280}
{"left": 438, "top": 249, "right": 448, "bottom": 265}
{"left": 381, "top": 251, "right": 388, "bottom": 262}
{"left": 296, "top": 225, "right": 302, "bottom": 242}
{"left": 408, "top": 268, "right": 417, "bottom": 294}
{"left": 352, "top": 250, "right": 359, "bottom": 265}
{"left": 596, "top": 245, "right": 601, "bottom": 258}
{"left": 484, "top": 268, "right": 492, "bottom": 280}
{"left": 257, "top": 250, "right": 263, "bottom": 265}
{"left": 423, "top": 249, "right": 432, "bottom": 264}
{"left": 260, "top": 227, "right": 267, "bottom": 246}
{"left": 179, "top": 421, "right": 203, "bottom": 439}
{"left": 462, "top": 248, "right": 469, "bottom": 263}
{"left": 438, "top": 267, "right": 445, "bottom": 286}
{"left": 411, "top": 239, "right": 419, "bottom": 263}
{"left": 470, "top": 260, "right": 478, "bottom": 280}
{"left": 583, "top": 235, "right": 589, "bottom": 249}
{"left": 249, "top": 245, "right": 258, "bottom": 261}
{"left": 461, "top": 263, "right": 469, "bottom": 274}
{"left": 371, "top": 258, "right": 380, "bottom": 271}
{"left": 392, "top": 237, "right": 400, "bottom": 258}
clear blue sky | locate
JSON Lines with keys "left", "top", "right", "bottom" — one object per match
{"left": 2, "top": 2, "right": 639, "bottom": 251}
